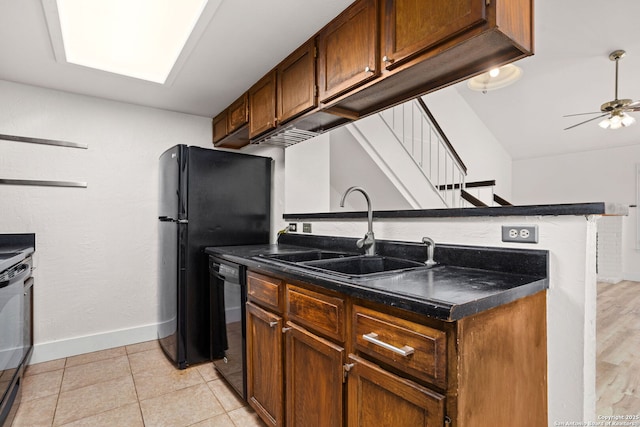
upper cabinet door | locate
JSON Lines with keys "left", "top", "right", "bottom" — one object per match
{"left": 228, "top": 93, "right": 249, "bottom": 133}
{"left": 317, "top": 0, "right": 379, "bottom": 103}
{"left": 278, "top": 40, "right": 317, "bottom": 124}
{"left": 249, "top": 70, "right": 277, "bottom": 139}
{"left": 382, "top": 0, "right": 486, "bottom": 70}
{"left": 211, "top": 110, "right": 228, "bottom": 144}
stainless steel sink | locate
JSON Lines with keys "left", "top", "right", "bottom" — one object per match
{"left": 302, "top": 255, "right": 429, "bottom": 278}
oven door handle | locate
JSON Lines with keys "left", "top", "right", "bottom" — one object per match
{"left": 0, "top": 263, "right": 31, "bottom": 289}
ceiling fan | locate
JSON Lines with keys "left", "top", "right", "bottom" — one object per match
{"left": 564, "top": 49, "right": 640, "bottom": 130}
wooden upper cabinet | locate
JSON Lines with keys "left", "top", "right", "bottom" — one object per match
{"left": 382, "top": 0, "right": 486, "bottom": 70}
{"left": 249, "top": 70, "right": 277, "bottom": 139}
{"left": 277, "top": 40, "right": 317, "bottom": 124}
{"left": 317, "top": 0, "right": 379, "bottom": 103}
{"left": 211, "top": 110, "right": 228, "bottom": 144}
{"left": 228, "top": 93, "right": 249, "bottom": 133}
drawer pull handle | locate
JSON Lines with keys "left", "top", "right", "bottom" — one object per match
{"left": 362, "top": 332, "right": 414, "bottom": 357}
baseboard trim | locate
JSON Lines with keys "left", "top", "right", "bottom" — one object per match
{"left": 29, "top": 323, "right": 158, "bottom": 364}
{"left": 597, "top": 276, "right": 624, "bottom": 284}
{"left": 623, "top": 271, "right": 640, "bottom": 282}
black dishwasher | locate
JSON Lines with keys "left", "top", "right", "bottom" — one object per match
{"left": 209, "top": 256, "right": 247, "bottom": 400}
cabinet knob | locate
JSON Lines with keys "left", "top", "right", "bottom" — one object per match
{"left": 269, "top": 321, "right": 278, "bottom": 328}
{"left": 282, "top": 327, "right": 292, "bottom": 333}
{"left": 383, "top": 56, "right": 393, "bottom": 64}
{"left": 364, "top": 66, "right": 372, "bottom": 73}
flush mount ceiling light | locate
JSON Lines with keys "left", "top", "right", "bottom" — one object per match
{"left": 467, "top": 64, "right": 523, "bottom": 93}
{"left": 41, "top": 0, "right": 221, "bottom": 84}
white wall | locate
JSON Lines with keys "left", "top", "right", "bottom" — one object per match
{"left": 423, "top": 86, "right": 514, "bottom": 200}
{"left": 330, "top": 126, "right": 413, "bottom": 211}
{"left": 0, "top": 79, "right": 283, "bottom": 362}
{"left": 282, "top": 128, "right": 414, "bottom": 214}
{"left": 289, "top": 213, "right": 599, "bottom": 424}
{"left": 512, "top": 146, "right": 640, "bottom": 281}
{"left": 283, "top": 133, "right": 331, "bottom": 213}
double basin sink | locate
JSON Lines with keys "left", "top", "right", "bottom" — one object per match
{"left": 258, "top": 250, "right": 434, "bottom": 279}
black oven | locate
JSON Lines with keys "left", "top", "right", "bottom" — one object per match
{"left": 209, "top": 256, "right": 247, "bottom": 400}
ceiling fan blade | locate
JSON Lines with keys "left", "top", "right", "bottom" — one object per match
{"left": 564, "top": 113, "right": 609, "bottom": 130}
{"left": 563, "top": 111, "right": 603, "bottom": 117}
{"left": 624, "top": 100, "right": 640, "bottom": 111}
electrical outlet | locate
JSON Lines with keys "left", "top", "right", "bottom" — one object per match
{"left": 288, "top": 223, "right": 297, "bottom": 232}
{"left": 302, "top": 223, "right": 312, "bottom": 233}
{"left": 501, "top": 225, "right": 538, "bottom": 243}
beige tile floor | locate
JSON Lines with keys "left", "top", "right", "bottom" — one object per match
{"left": 12, "top": 340, "right": 266, "bottom": 427}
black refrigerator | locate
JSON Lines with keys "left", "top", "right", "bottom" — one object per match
{"left": 158, "top": 145, "right": 271, "bottom": 369}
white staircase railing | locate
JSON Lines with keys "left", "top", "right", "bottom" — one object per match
{"left": 378, "top": 98, "right": 467, "bottom": 208}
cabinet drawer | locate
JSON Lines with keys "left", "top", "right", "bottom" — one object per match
{"left": 247, "top": 272, "right": 283, "bottom": 313}
{"left": 353, "top": 305, "right": 447, "bottom": 388}
{"left": 286, "top": 285, "right": 346, "bottom": 342}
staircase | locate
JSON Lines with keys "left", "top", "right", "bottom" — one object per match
{"left": 358, "top": 96, "right": 511, "bottom": 208}
{"left": 377, "top": 98, "right": 468, "bottom": 207}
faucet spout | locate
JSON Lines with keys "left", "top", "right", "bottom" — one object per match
{"left": 340, "top": 186, "right": 375, "bottom": 256}
{"left": 422, "top": 237, "right": 437, "bottom": 267}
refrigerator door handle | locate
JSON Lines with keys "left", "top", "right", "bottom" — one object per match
{"left": 177, "top": 219, "right": 188, "bottom": 224}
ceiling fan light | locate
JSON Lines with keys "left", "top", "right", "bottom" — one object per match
{"left": 621, "top": 113, "right": 636, "bottom": 127}
{"left": 598, "top": 118, "right": 611, "bottom": 129}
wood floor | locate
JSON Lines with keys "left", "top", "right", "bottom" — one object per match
{"left": 597, "top": 280, "right": 640, "bottom": 415}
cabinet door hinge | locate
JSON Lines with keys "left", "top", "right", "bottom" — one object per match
{"left": 485, "top": 0, "right": 490, "bottom": 5}
{"left": 314, "top": 85, "right": 318, "bottom": 97}
{"left": 314, "top": 46, "right": 318, "bottom": 58}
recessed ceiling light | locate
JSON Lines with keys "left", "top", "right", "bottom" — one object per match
{"left": 41, "top": 0, "right": 221, "bottom": 84}
{"left": 467, "top": 64, "right": 523, "bottom": 93}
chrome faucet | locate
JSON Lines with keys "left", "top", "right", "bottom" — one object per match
{"left": 340, "top": 186, "right": 375, "bottom": 256}
{"left": 422, "top": 237, "right": 437, "bottom": 267}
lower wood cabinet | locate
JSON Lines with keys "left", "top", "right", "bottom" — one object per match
{"left": 246, "top": 302, "right": 284, "bottom": 427}
{"left": 245, "top": 270, "right": 547, "bottom": 427}
{"left": 285, "top": 322, "right": 344, "bottom": 427}
{"left": 347, "top": 354, "right": 445, "bottom": 427}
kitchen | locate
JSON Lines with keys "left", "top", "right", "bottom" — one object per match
{"left": 1, "top": 0, "right": 639, "bottom": 426}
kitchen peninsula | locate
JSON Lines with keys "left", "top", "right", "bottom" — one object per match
{"left": 207, "top": 232, "right": 548, "bottom": 426}
{"left": 208, "top": 201, "right": 626, "bottom": 426}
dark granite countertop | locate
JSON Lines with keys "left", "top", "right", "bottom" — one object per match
{"left": 205, "top": 234, "right": 549, "bottom": 321}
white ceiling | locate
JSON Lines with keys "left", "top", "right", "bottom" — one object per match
{"left": 1, "top": 0, "right": 639, "bottom": 161}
